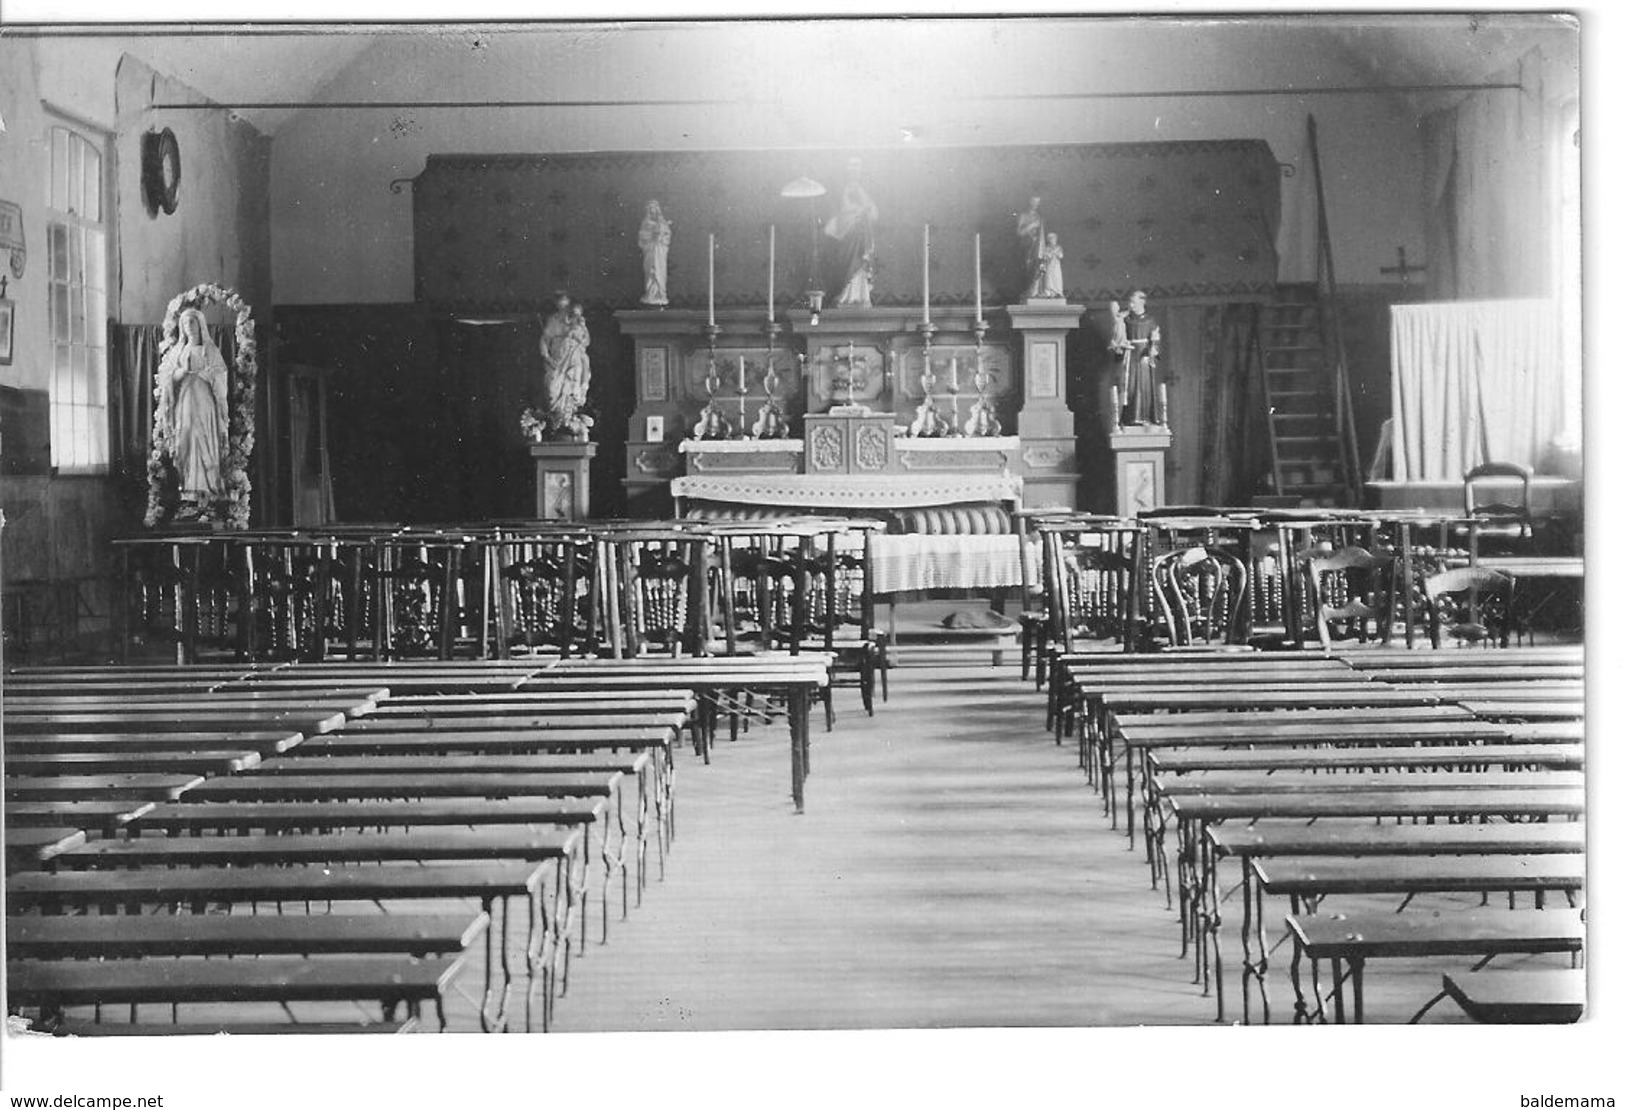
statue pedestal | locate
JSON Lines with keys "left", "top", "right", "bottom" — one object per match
{"left": 1110, "top": 424, "right": 1172, "bottom": 517}
{"left": 530, "top": 441, "right": 597, "bottom": 520}
{"left": 1007, "top": 301, "right": 1084, "bottom": 508}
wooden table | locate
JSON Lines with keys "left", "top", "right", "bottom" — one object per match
{"left": 6, "top": 860, "right": 562, "bottom": 1030}
{"left": 1209, "top": 818, "right": 1586, "bottom": 1024}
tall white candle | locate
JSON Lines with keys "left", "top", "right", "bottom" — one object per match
{"left": 922, "top": 223, "right": 931, "bottom": 326}
{"left": 950, "top": 357, "right": 960, "bottom": 392}
{"left": 767, "top": 224, "right": 776, "bottom": 322}
{"left": 738, "top": 354, "right": 747, "bottom": 393}
{"left": 707, "top": 234, "right": 716, "bottom": 327}
{"left": 974, "top": 233, "right": 983, "bottom": 321}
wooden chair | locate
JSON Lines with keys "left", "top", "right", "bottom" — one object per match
{"left": 1150, "top": 545, "right": 1249, "bottom": 647}
{"left": 1463, "top": 461, "right": 1535, "bottom": 556}
{"left": 1304, "top": 544, "right": 1395, "bottom": 650}
{"left": 1423, "top": 566, "right": 1516, "bottom": 648}
{"left": 493, "top": 530, "right": 599, "bottom": 658}
{"left": 607, "top": 530, "right": 712, "bottom": 657}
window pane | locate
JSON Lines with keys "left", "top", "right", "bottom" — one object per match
{"left": 69, "top": 225, "right": 84, "bottom": 287}
{"left": 84, "top": 228, "right": 106, "bottom": 292}
{"left": 89, "top": 409, "right": 109, "bottom": 467}
{"left": 87, "top": 348, "right": 108, "bottom": 408}
{"left": 51, "top": 129, "right": 68, "bottom": 210}
{"left": 49, "top": 223, "right": 68, "bottom": 280}
{"left": 85, "top": 287, "right": 107, "bottom": 344}
{"left": 70, "top": 344, "right": 87, "bottom": 405}
{"left": 83, "top": 144, "right": 102, "bottom": 223}
{"left": 51, "top": 343, "right": 69, "bottom": 401}
{"left": 68, "top": 136, "right": 84, "bottom": 215}
{"left": 51, "top": 284, "right": 69, "bottom": 344}
{"left": 68, "top": 406, "right": 86, "bottom": 470}
{"left": 69, "top": 287, "right": 86, "bottom": 345}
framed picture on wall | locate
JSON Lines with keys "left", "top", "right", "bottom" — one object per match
{"left": 0, "top": 298, "right": 15, "bottom": 365}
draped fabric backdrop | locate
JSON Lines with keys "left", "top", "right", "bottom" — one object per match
{"left": 1389, "top": 299, "right": 1567, "bottom": 481}
{"left": 110, "top": 322, "right": 239, "bottom": 484}
{"left": 412, "top": 142, "right": 1281, "bottom": 313}
{"left": 1422, "top": 54, "right": 1551, "bottom": 302}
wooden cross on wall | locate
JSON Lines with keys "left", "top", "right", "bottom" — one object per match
{"left": 1381, "top": 246, "right": 1426, "bottom": 286}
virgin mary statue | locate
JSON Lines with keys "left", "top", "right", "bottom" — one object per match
{"left": 161, "top": 307, "right": 230, "bottom": 511}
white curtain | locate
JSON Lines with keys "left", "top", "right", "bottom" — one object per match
{"left": 1390, "top": 299, "right": 1566, "bottom": 481}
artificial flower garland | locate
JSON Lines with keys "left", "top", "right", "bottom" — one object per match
{"left": 145, "top": 283, "right": 257, "bottom": 529}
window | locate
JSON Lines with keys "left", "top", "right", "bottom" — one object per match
{"left": 46, "top": 124, "right": 109, "bottom": 473}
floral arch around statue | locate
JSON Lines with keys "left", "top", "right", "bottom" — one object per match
{"left": 144, "top": 283, "right": 258, "bottom": 529}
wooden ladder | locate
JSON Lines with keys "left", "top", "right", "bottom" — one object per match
{"left": 1260, "top": 283, "right": 1350, "bottom": 507}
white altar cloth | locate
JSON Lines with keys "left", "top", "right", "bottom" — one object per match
{"left": 867, "top": 534, "right": 1036, "bottom": 595}
{"left": 671, "top": 472, "right": 1022, "bottom": 510}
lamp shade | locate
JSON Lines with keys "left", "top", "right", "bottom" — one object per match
{"left": 779, "top": 176, "right": 827, "bottom": 199}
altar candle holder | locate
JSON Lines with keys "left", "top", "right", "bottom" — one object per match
{"left": 693, "top": 321, "right": 734, "bottom": 440}
{"left": 908, "top": 321, "right": 949, "bottom": 438}
{"left": 736, "top": 354, "right": 750, "bottom": 435}
{"left": 1110, "top": 384, "right": 1123, "bottom": 433}
{"left": 750, "top": 320, "right": 789, "bottom": 439}
{"left": 962, "top": 319, "right": 1002, "bottom": 437}
{"left": 1158, "top": 383, "right": 1170, "bottom": 427}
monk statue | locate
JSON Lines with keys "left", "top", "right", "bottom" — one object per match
{"left": 638, "top": 199, "right": 671, "bottom": 307}
{"left": 1110, "top": 289, "right": 1162, "bottom": 426}
{"left": 160, "top": 307, "right": 230, "bottom": 517}
{"left": 822, "top": 157, "right": 878, "bottom": 308}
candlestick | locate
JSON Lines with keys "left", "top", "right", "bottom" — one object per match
{"left": 1110, "top": 385, "right": 1122, "bottom": 432}
{"left": 949, "top": 356, "right": 959, "bottom": 393}
{"left": 738, "top": 354, "right": 747, "bottom": 394}
{"left": 973, "top": 233, "right": 983, "bottom": 323}
{"left": 1159, "top": 383, "right": 1169, "bottom": 425}
{"left": 707, "top": 234, "right": 716, "bottom": 327}
{"left": 922, "top": 223, "right": 931, "bottom": 326}
{"left": 767, "top": 224, "right": 776, "bottom": 323}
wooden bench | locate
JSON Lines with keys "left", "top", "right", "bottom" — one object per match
{"left": 5, "top": 773, "right": 204, "bottom": 803}
{"left": 4, "top": 800, "right": 156, "bottom": 832}
{"left": 1207, "top": 820, "right": 1587, "bottom": 1023}
{"left": 9, "top": 858, "right": 569, "bottom": 1031}
{"left": 1161, "top": 787, "right": 1585, "bottom": 1017}
{"left": 3, "top": 750, "right": 264, "bottom": 776}
{"left": 1283, "top": 907, "right": 1584, "bottom": 1024}
{"left": 3, "top": 730, "right": 307, "bottom": 755}
{"left": 1435, "top": 968, "right": 1586, "bottom": 1023}
{"left": 5, "top": 955, "right": 468, "bottom": 1032}
{"left": 4, "top": 828, "right": 88, "bottom": 866}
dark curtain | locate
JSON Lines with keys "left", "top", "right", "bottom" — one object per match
{"left": 1196, "top": 303, "right": 1269, "bottom": 506}
{"left": 109, "top": 321, "right": 239, "bottom": 482}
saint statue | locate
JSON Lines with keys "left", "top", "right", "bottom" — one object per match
{"left": 638, "top": 200, "right": 671, "bottom": 307}
{"left": 822, "top": 157, "right": 878, "bottom": 308}
{"left": 160, "top": 307, "right": 230, "bottom": 514}
{"left": 1110, "top": 289, "right": 1162, "bottom": 426}
{"left": 539, "top": 293, "right": 594, "bottom": 440}
{"left": 1027, "top": 231, "right": 1065, "bottom": 300}
{"left": 1015, "top": 196, "right": 1044, "bottom": 282}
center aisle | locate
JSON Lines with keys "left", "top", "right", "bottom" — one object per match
{"left": 553, "top": 664, "right": 1211, "bottom": 1030}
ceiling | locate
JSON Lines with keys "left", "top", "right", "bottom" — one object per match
{"left": 80, "top": 15, "right": 1578, "bottom": 136}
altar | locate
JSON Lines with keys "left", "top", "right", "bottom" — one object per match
{"left": 617, "top": 302, "right": 1084, "bottom": 523}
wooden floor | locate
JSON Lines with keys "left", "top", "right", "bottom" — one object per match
{"left": 552, "top": 661, "right": 1221, "bottom": 1031}
{"left": 544, "top": 659, "right": 1573, "bottom": 1031}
